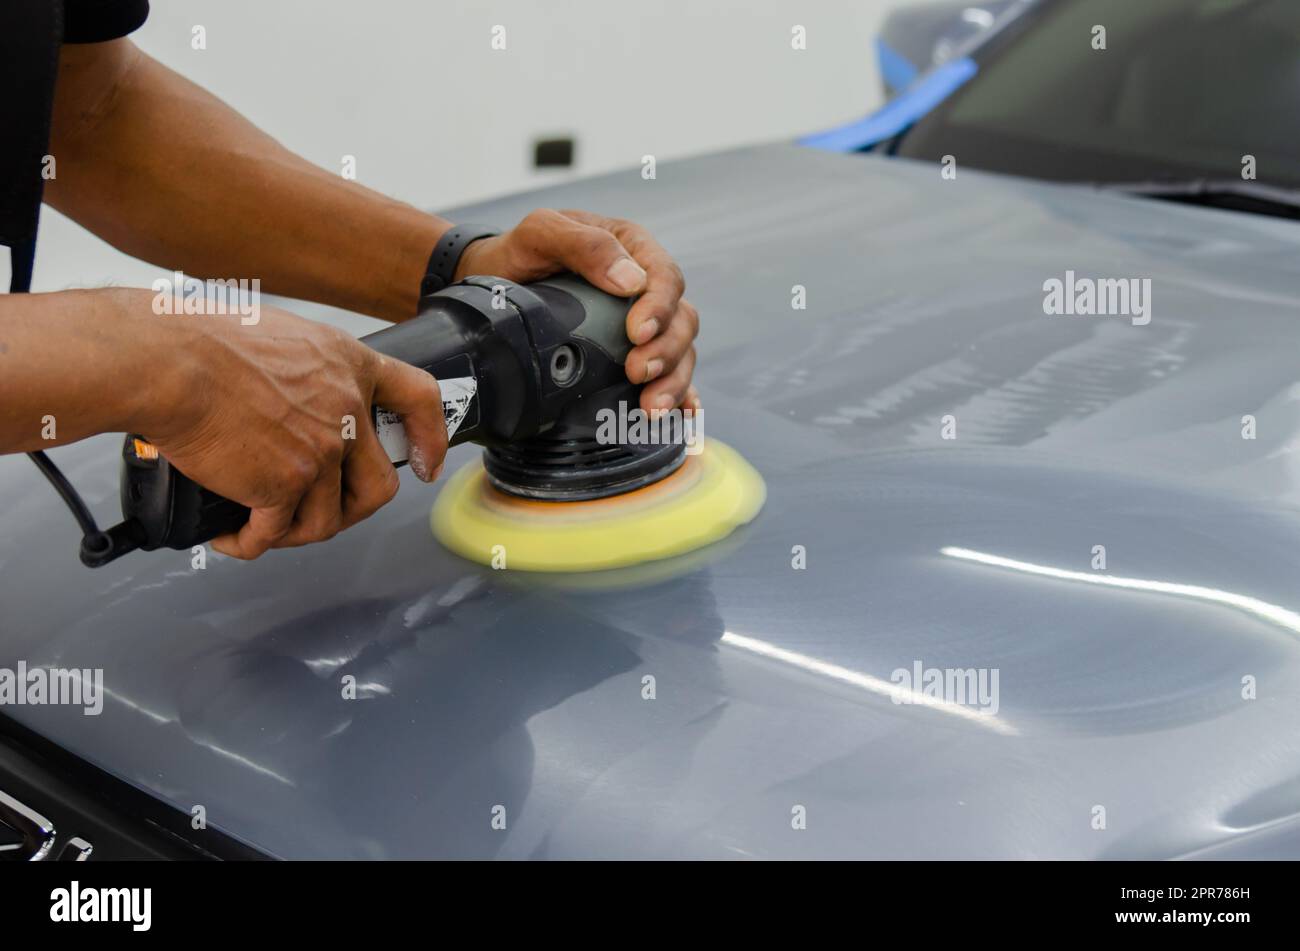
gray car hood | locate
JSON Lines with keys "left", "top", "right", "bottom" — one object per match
{"left": 4, "top": 145, "right": 1300, "bottom": 859}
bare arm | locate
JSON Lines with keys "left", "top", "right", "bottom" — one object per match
{"left": 44, "top": 39, "right": 444, "bottom": 321}
{"left": 0, "top": 289, "right": 171, "bottom": 451}
{"left": 0, "top": 288, "right": 448, "bottom": 558}
{"left": 4, "top": 36, "right": 700, "bottom": 558}
{"left": 44, "top": 38, "right": 699, "bottom": 406}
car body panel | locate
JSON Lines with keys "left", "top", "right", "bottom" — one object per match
{"left": 3, "top": 145, "right": 1300, "bottom": 858}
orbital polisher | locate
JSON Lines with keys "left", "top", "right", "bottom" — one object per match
{"left": 59, "top": 275, "right": 764, "bottom": 572}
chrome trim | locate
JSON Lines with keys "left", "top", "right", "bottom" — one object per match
{"left": 0, "top": 788, "right": 56, "bottom": 861}
{"left": 60, "top": 836, "right": 93, "bottom": 861}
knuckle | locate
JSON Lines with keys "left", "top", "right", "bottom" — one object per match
{"left": 371, "top": 482, "right": 400, "bottom": 514}
{"left": 640, "top": 295, "right": 672, "bottom": 320}
{"left": 255, "top": 529, "right": 287, "bottom": 555}
{"left": 584, "top": 231, "right": 617, "bottom": 258}
{"left": 241, "top": 538, "right": 271, "bottom": 559}
{"left": 352, "top": 349, "right": 378, "bottom": 379}
{"left": 324, "top": 322, "right": 352, "bottom": 344}
{"left": 380, "top": 467, "right": 400, "bottom": 503}
{"left": 656, "top": 304, "right": 678, "bottom": 327}
{"left": 681, "top": 302, "right": 700, "bottom": 334}
{"left": 286, "top": 459, "right": 317, "bottom": 494}
{"left": 320, "top": 323, "right": 358, "bottom": 356}
{"left": 355, "top": 470, "right": 399, "bottom": 519}
{"left": 304, "top": 446, "right": 329, "bottom": 476}
{"left": 349, "top": 503, "right": 379, "bottom": 525}
{"left": 306, "top": 514, "right": 343, "bottom": 543}
{"left": 656, "top": 260, "right": 685, "bottom": 291}
{"left": 523, "top": 208, "right": 559, "bottom": 233}
{"left": 662, "top": 320, "right": 690, "bottom": 348}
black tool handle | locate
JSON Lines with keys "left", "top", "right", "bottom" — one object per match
{"left": 104, "top": 280, "right": 536, "bottom": 556}
{"left": 77, "top": 435, "right": 253, "bottom": 568}
{"left": 119, "top": 435, "right": 251, "bottom": 550}
{"left": 93, "top": 276, "right": 628, "bottom": 562}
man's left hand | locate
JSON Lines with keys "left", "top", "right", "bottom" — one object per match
{"left": 454, "top": 209, "right": 700, "bottom": 415}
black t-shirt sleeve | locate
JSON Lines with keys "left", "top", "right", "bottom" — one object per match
{"left": 62, "top": 0, "right": 149, "bottom": 44}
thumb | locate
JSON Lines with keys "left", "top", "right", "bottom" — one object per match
{"left": 371, "top": 354, "right": 448, "bottom": 482}
{"left": 548, "top": 217, "right": 647, "bottom": 297}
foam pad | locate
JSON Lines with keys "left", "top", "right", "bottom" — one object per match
{"left": 431, "top": 440, "right": 765, "bottom": 572}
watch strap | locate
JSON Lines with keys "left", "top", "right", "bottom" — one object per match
{"left": 420, "top": 223, "right": 499, "bottom": 297}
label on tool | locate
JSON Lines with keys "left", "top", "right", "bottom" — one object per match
{"left": 375, "top": 375, "right": 478, "bottom": 464}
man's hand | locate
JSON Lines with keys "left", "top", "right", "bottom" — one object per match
{"left": 147, "top": 304, "right": 448, "bottom": 560}
{"left": 454, "top": 209, "right": 700, "bottom": 414}
{"left": 0, "top": 290, "right": 447, "bottom": 560}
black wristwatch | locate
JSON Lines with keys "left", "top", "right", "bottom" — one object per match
{"left": 420, "top": 223, "right": 499, "bottom": 298}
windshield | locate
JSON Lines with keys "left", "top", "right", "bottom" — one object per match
{"left": 897, "top": 0, "right": 1300, "bottom": 190}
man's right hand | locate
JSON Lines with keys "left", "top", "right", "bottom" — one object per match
{"left": 142, "top": 299, "right": 448, "bottom": 560}
{"left": 0, "top": 288, "right": 446, "bottom": 559}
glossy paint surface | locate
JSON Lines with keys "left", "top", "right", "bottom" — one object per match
{"left": 3, "top": 145, "right": 1300, "bottom": 857}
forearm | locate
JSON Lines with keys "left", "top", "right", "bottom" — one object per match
{"left": 45, "top": 41, "right": 447, "bottom": 322}
{"left": 0, "top": 289, "right": 186, "bottom": 452}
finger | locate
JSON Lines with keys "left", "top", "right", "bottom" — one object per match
{"left": 212, "top": 503, "right": 296, "bottom": 560}
{"left": 275, "top": 468, "right": 345, "bottom": 549}
{"left": 597, "top": 219, "right": 685, "bottom": 345}
{"left": 626, "top": 300, "right": 698, "bottom": 384}
{"left": 625, "top": 282, "right": 680, "bottom": 345}
{"left": 640, "top": 347, "right": 696, "bottom": 415}
{"left": 371, "top": 354, "right": 447, "bottom": 483}
{"left": 531, "top": 210, "right": 647, "bottom": 297}
{"left": 341, "top": 423, "right": 401, "bottom": 529}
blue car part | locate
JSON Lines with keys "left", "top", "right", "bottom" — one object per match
{"left": 800, "top": 56, "right": 978, "bottom": 152}
{"left": 875, "top": 37, "right": 919, "bottom": 93}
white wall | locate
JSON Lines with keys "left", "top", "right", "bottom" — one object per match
{"left": 28, "top": 0, "right": 914, "bottom": 294}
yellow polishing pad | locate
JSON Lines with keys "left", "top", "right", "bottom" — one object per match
{"left": 431, "top": 440, "right": 765, "bottom": 572}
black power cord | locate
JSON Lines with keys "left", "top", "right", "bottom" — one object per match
{"left": 11, "top": 240, "right": 119, "bottom": 563}
{"left": 26, "top": 450, "right": 98, "bottom": 536}
{"left": 26, "top": 450, "right": 118, "bottom": 563}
